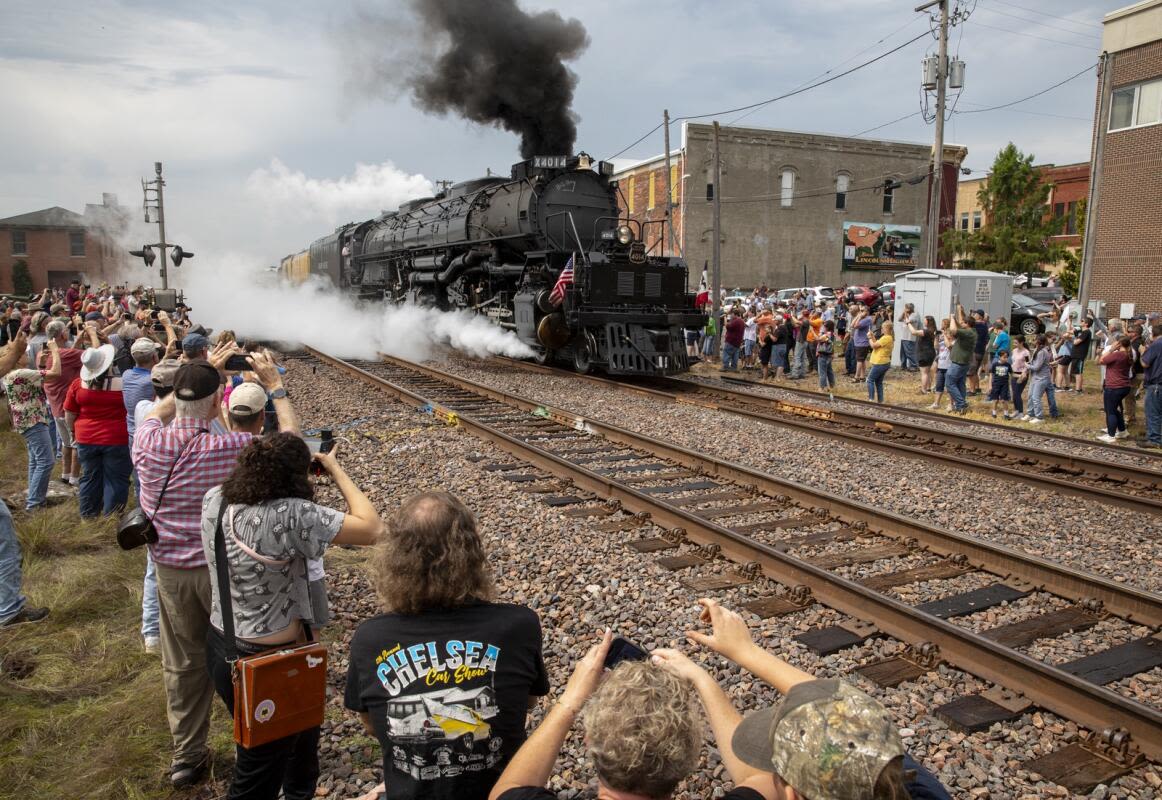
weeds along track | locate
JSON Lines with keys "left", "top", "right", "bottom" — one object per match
{"left": 299, "top": 347, "right": 1162, "bottom": 792}
{"left": 494, "top": 358, "right": 1162, "bottom": 517}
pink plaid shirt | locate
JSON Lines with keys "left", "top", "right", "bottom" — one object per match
{"left": 134, "top": 417, "right": 253, "bottom": 569}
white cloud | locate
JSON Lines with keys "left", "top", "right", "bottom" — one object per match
{"left": 245, "top": 158, "right": 434, "bottom": 227}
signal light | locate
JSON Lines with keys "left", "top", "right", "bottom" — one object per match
{"left": 129, "top": 245, "right": 156, "bottom": 266}
{"left": 171, "top": 245, "right": 194, "bottom": 267}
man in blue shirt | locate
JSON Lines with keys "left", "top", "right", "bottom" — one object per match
{"left": 1140, "top": 322, "right": 1162, "bottom": 449}
{"left": 123, "top": 337, "right": 159, "bottom": 449}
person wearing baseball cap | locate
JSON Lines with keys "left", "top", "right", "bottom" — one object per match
{"left": 181, "top": 332, "right": 210, "bottom": 361}
{"left": 651, "top": 599, "right": 951, "bottom": 800}
{"left": 225, "top": 381, "right": 268, "bottom": 435}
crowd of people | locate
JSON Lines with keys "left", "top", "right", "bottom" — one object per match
{"left": 692, "top": 287, "right": 1162, "bottom": 447}
{"left": 0, "top": 281, "right": 959, "bottom": 799}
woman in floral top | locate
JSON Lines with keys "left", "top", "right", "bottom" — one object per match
{"left": 2, "top": 338, "right": 61, "bottom": 510}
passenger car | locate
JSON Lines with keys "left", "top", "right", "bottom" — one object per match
{"left": 844, "top": 285, "right": 883, "bottom": 310}
{"left": 1009, "top": 293, "right": 1053, "bottom": 336}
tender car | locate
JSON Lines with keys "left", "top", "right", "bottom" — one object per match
{"left": 844, "top": 285, "right": 883, "bottom": 310}
{"left": 1009, "top": 293, "right": 1053, "bottom": 336}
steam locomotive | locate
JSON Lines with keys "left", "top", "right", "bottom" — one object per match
{"left": 279, "top": 153, "right": 705, "bottom": 375}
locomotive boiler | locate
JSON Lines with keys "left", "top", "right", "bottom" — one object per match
{"left": 280, "top": 153, "right": 705, "bottom": 375}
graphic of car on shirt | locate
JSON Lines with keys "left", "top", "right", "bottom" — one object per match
{"left": 387, "top": 689, "right": 497, "bottom": 753}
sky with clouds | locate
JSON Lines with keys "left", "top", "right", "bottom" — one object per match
{"left": 0, "top": 0, "right": 1110, "bottom": 271}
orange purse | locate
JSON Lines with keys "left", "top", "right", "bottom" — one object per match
{"left": 213, "top": 505, "right": 328, "bottom": 749}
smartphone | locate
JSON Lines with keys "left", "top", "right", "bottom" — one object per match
{"left": 149, "top": 309, "right": 159, "bottom": 319}
{"left": 306, "top": 430, "right": 335, "bottom": 475}
{"left": 603, "top": 637, "right": 648, "bottom": 669}
{"left": 224, "top": 354, "right": 251, "bottom": 371}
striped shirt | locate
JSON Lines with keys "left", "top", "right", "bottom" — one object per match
{"left": 134, "top": 417, "right": 253, "bottom": 569}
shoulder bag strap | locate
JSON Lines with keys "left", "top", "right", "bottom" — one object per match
{"left": 212, "top": 500, "right": 239, "bottom": 663}
{"left": 153, "top": 430, "right": 208, "bottom": 514}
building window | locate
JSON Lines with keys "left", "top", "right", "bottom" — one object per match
{"left": 972, "top": 210, "right": 981, "bottom": 231}
{"left": 1110, "top": 78, "right": 1162, "bottom": 131}
{"left": 648, "top": 171, "right": 656, "bottom": 210}
{"left": 670, "top": 164, "right": 679, "bottom": 205}
{"left": 1065, "top": 200, "right": 1078, "bottom": 235}
{"left": 882, "top": 183, "right": 894, "bottom": 214}
{"left": 11, "top": 230, "right": 27, "bottom": 255}
{"left": 627, "top": 176, "right": 635, "bottom": 214}
{"left": 1053, "top": 202, "right": 1065, "bottom": 219}
{"left": 835, "top": 174, "right": 849, "bottom": 211}
{"left": 780, "top": 169, "right": 795, "bottom": 208}
{"left": 960, "top": 212, "right": 969, "bottom": 231}
{"left": 70, "top": 231, "right": 85, "bottom": 257}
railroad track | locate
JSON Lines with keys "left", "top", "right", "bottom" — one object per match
{"left": 491, "top": 357, "right": 1162, "bottom": 517}
{"left": 300, "top": 347, "right": 1162, "bottom": 792}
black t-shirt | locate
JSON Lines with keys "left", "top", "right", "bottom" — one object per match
{"left": 973, "top": 321, "right": 989, "bottom": 354}
{"left": 497, "top": 789, "right": 763, "bottom": 800}
{"left": 1073, "top": 328, "right": 1092, "bottom": 360}
{"left": 345, "top": 602, "right": 550, "bottom": 800}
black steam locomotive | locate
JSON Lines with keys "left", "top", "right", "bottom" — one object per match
{"left": 280, "top": 153, "right": 704, "bottom": 375}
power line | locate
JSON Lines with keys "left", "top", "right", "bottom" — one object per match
{"left": 954, "top": 62, "right": 1096, "bottom": 114}
{"left": 976, "top": 6, "right": 1100, "bottom": 42}
{"left": 970, "top": 20, "right": 1098, "bottom": 51}
{"left": 980, "top": 0, "right": 1102, "bottom": 31}
{"left": 847, "top": 111, "right": 923, "bottom": 139}
{"left": 721, "top": 169, "right": 932, "bottom": 205}
{"left": 603, "top": 29, "right": 930, "bottom": 161}
{"left": 956, "top": 101, "right": 1090, "bottom": 122}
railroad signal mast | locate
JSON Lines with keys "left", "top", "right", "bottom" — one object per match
{"left": 128, "top": 161, "right": 194, "bottom": 289}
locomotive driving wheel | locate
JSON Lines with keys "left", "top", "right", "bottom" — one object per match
{"left": 533, "top": 346, "right": 552, "bottom": 366}
{"left": 572, "top": 332, "right": 596, "bottom": 374}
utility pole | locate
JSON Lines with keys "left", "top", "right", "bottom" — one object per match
{"left": 662, "top": 109, "right": 679, "bottom": 258}
{"left": 1078, "top": 52, "right": 1111, "bottom": 317}
{"left": 131, "top": 161, "right": 193, "bottom": 285}
{"left": 154, "top": 163, "right": 169, "bottom": 290}
{"left": 917, "top": 0, "right": 949, "bottom": 270}
{"left": 711, "top": 121, "right": 722, "bottom": 333}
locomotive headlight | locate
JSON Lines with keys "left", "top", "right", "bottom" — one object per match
{"left": 616, "top": 225, "right": 633, "bottom": 245}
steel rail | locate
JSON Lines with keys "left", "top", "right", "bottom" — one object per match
{"left": 491, "top": 357, "right": 1162, "bottom": 515}
{"left": 306, "top": 346, "right": 1162, "bottom": 761}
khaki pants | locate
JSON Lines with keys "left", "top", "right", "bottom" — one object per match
{"left": 155, "top": 563, "right": 214, "bottom": 768}
{"left": 1126, "top": 375, "right": 1143, "bottom": 424}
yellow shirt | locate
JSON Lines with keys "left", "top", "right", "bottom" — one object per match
{"left": 870, "top": 334, "right": 893, "bottom": 365}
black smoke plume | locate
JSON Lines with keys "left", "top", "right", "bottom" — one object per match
{"left": 347, "top": 0, "right": 589, "bottom": 159}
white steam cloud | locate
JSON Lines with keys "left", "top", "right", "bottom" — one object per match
{"left": 179, "top": 255, "right": 534, "bottom": 361}
{"left": 245, "top": 158, "right": 435, "bottom": 226}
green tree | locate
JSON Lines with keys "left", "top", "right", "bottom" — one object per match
{"left": 1058, "top": 198, "right": 1085, "bottom": 297}
{"left": 962, "top": 143, "right": 1064, "bottom": 274}
{"left": 11, "top": 259, "right": 33, "bottom": 296}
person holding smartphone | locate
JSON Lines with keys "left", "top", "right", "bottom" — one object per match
{"left": 346, "top": 492, "right": 549, "bottom": 800}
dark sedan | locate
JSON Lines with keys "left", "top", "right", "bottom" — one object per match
{"left": 1010, "top": 293, "right": 1052, "bottom": 336}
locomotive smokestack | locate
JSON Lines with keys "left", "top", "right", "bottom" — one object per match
{"left": 349, "top": 0, "right": 589, "bottom": 159}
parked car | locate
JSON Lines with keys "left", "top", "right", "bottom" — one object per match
{"left": 844, "top": 285, "right": 883, "bottom": 310}
{"left": 722, "top": 294, "right": 748, "bottom": 310}
{"left": 876, "top": 282, "right": 896, "bottom": 304}
{"left": 1009, "top": 293, "right": 1053, "bottom": 336}
{"left": 1012, "top": 272, "right": 1053, "bottom": 289}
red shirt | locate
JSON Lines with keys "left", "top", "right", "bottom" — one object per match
{"left": 1100, "top": 349, "right": 1132, "bottom": 389}
{"left": 39, "top": 347, "right": 83, "bottom": 418}
{"left": 62, "top": 379, "right": 128, "bottom": 445}
{"left": 724, "top": 316, "right": 746, "bottom": 347}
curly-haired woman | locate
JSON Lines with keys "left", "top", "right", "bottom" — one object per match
{"left": 201, "top": 433, "right": 383, "bottom": 800}
{"left": 345, "top": 491, "right": 549, "bottom": 800}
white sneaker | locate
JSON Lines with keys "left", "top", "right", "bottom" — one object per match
{"left": 1114, "top": 430, "right": 1130, "bottom": 439}
{"left": 1096, "top": 433, "right": 1118, "bottom": 444}
{"left": 68, "top": 476, "right": 79, "bottom": 486}
{"left": 1028, "top": 417, "right": 1043, "bottom": 424}
{"left": 144, "top": 636, "right": 160, "bottom": 654}
{"left": 1019, "top": 414, "right": 1031, "bottom": 421}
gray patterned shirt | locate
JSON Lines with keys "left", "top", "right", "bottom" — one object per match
{"left": 202, "top": 486, "right": 343, "bottom": 640}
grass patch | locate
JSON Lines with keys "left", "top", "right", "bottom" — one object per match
{"left": 0, "top": 431, "right": 233, "bottom": 800}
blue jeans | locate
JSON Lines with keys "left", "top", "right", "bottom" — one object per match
{"left": 1146, "top": 385, "right": 1162, "bottom": 444}
{"left": 75, "top": 443, "right": 132, "bottom": 518}
{"left": 1028, "top": 374, "right": 1058, "bottom": 419}
{"left": 947, "top": 361, "right": 970, "bottom": 410}
{"left": 1104, "top": 387, "right": 1130, "bottom": 436}
{"left": 791, "top": 340, "right": 808, "bottom": 378}
{"left": 901, "top": 340, "right": 917, "bottom": 370}
{"left": 772, "top": 344, "right": 787, "bottom": 374}
{"left": 142, "top": 551, "right": 159, "bottom": 639}
{"left": 817, "top": 356, "right": 835, "bottom": 390}
{"left": 866, "top": 363, "right": 890, "bottom": 402}
{"left": 0, "top": 503, "right": 26, "bottom": 624}
{"left": 701, "top": 333, "right": 717, "bottom": 357}
{"left": 22, "top": 422, "right": 55, "bottom": 511}
{"left": 722, "top": 342, "right": 740, "bottom": 370}
{"left": 844, "top": 338, "right": 856, "bottom": 374}
{"left": 1010, "top": 375, "right": 1026, "bottom": 415}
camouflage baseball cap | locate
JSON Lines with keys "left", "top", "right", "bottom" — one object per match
{"left": 731, "top": 679, "right": 903, "bottom": 800}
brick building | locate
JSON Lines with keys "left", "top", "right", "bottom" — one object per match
{"left": 0, "top": 193, "right": 131, "bottom": 294}
{"left": 613, "top": 123, "right": 966, "bottom": 291}
{"left": 1087, "top": 0, "right": 1162, "bottom": 315}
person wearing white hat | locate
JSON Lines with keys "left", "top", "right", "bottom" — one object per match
{"left": 63, "top": 344, "right": 132, "bottom": 517}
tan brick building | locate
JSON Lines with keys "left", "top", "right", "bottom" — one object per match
{"left": 614, "top": 123, "right": 966, "bottom": 291}
{"left": 1088, "top": 0, "right": 1162, "bottom": 315}
{"left": 0, "top": 194, "right": 131, "bottom": 294}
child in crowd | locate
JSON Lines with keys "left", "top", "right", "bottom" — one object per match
{"left": 988, "top": 348, "right": 1013, "bottom": 419}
